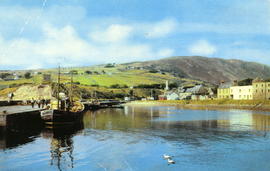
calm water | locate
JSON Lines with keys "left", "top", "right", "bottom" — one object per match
{"left": 1, "top": 105, "right": 270, "bottom": 171}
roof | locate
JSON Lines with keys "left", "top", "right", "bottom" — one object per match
{"left": 166, "top": 91, "right": 178, "bottom": 96}
{"left": 252, "top": 77, "right": 265, "bottom": 83}
{"left": 186, "top": 85, "right": 203, "bottom": 93}
{"left": 218, "top": 82, "right": 232, "bottom": 89}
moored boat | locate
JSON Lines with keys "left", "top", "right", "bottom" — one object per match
{"left": 40, "top": 101, "right": 85, "bottom": 124}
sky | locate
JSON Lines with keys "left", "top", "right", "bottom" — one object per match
{"left": 0, "top": 0, "right": 270, "bottom": 69}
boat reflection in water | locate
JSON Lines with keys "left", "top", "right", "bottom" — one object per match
{"left": 41, "top": 124, "right": 83, "bottom": 171}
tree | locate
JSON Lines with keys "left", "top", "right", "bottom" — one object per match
{"left": 104, "top": 63, "right": 115, "bottom": 68}
{"left": 110, "top": 84, "right": 121, "bottom": 88}
{"left": 238, "top": 78, "right": 253, "bottom": 86}
{"left": 169, "top": 82, "right": 178, "bottom": 89}
{"left": 24, "top": 72, "right": 31, "bottom": 79}
{"left": 129, "top": 89, "right": 134, "bottom": 96}
{"left": 0, "top": 73, "right": 12, "bottom": 79}
{"left": 85, "top": 70, "right": 92, "bottom": 74}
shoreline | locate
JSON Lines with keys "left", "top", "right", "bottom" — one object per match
{"left": 127, "top": 100, "right": 270, "bottom": 112}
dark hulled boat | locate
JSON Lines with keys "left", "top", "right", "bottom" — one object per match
{"left": 40, "top": 101, "right": 85, "bottom": 125}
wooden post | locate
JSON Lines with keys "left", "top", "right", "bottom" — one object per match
{"left": 57, "top": 65, "right": 60, "bottom": 110}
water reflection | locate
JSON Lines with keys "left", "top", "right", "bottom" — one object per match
{"left": 1, "top": 105, "right": 270, "bottom": 170}
{"left": 0, "top": 123, "right": 43, "bottom": 150}
{"left": 83, "top": 106, "right": 270, "bottom": 145}
{"left": 41, "top": 124, "right": 83, "bottom": 171}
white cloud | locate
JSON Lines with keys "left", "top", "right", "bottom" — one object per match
{"left": 0, "top": 5, "right": 176, "bottom": 69}
{"left": 89, "top": 24, "right": 133, "bottom": 43}
{"left": 0, "top": 24, "right": 174, "bottom": 68}
{"left": 144, "top": 19, "right": 177, "bottom": 38}
{"left": 188, "top": 40, "right": 217, "bottom": 56}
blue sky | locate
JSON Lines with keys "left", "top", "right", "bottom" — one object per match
{"left": 0, "top": 0, "right": 270, "bottom": 69}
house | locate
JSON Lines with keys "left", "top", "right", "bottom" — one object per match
{"left": 187, "top": 85, "right": 209, "bottom": 100}
{"left": 252, "top": 78, "right": 270, "bottom": 100}
{"left": 217, "top": 82, "right": 232, "bottom": 99}
{"left": 158, "top": 95, "right": 167, "bottom": 100}
{"left": 178, "top": 85, "right": 212, "bottom": 100}
{"left": 178, "top": 86, "right": 192, "bottom": 99}
{"left": 124, "top": 97, "right": 130, "bottom": 101}
{"left": 3, "top": 75, "right": 18, "bottom": 81}
{"left": 178, "top": 85, "right": 210, "bottom": 100}
{"left": 186, "top": 85, "right": 208, "bottom": 94}
{"left": 166, "top": 92, "right": 179, "bottom": 100}
{"left": 230, "top": 85, "right": 253, "bottom": 100}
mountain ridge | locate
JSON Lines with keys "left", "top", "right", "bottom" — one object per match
{"left": 123, "top": 56, "right": 270, "bottom": 84}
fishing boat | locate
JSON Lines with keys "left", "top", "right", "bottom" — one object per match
{"left": 40, "top": 66, "right": 85, "bottom": 125}
{"left": 40, "top": 101, "right": 84, "bottom": 124}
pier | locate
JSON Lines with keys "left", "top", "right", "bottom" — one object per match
{"left": 83, "top": 100, "right": 125, "bottom": 110}
{"left": 0, "top": 105, "right": 43, "bottom": 127}
{"left": 0, "top": 100, "right": 125, "bottom": 127}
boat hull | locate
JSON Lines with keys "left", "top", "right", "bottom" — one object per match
{"left": 40, "top": 109, "right": 84, "bottom": 125}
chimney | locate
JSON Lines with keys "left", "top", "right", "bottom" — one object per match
{"left": 220, "top": 80, "right": 225, "bottom": 84}
{"left": 233, "top": 80, "right": 238, "bottom": 86}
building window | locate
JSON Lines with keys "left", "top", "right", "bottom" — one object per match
{"left": 262, "top": 90, "right": 264, "bottom": 93}
{"left": 256, "top": 84, "right": 258, "bottom": 88}
{"left": 262, "top": 84, "right": 264, "bottom": 87}
{"left": 239, "top": 89, "right": 241, "bottom": 92}
{"left": 239, "top": 95, "right": 241, "bottom": 98}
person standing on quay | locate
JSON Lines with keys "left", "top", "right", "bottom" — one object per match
{"left": 41, "top": 98, "right": 45, "bottom": 108}
{"left": 31, "top": 98, "right": 35, "bottom": 108}
{"left": 7, "top": 92, "right": 14, "bottom": 103}
{"left": 37, "top": 99, "right": 41, "bottom": 108}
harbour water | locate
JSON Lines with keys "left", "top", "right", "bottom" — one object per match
{"left": 1, "top": 105, "right": 270, "bottom": 170}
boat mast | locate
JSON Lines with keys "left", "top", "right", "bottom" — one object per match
{"left": 70, "top": 71, "right": 73, "bottom": 104}
{"left": 57, "top": 65, "right": 60, "bottom": 110}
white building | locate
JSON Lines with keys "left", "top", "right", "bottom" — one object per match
{"left": 166, "top": 92, "right": 179, "bottom": 100}
{"left": 230, "top": 85, "right": 253, "bottom": 100}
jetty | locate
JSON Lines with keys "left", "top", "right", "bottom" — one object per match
{"left": 0, "top": 105, "right": 43, "bottom": 127}
{"left": 83, "top": 100, "right": 125, "bottom": 110}
{"left": 0, "top": 100, "right": 125, "bottom": 127}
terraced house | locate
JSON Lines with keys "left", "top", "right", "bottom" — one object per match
{"left": 217, "top": 82, "right": 232, "bottom": 99}
{"left": 230, "top": 85, "right": 253, "bottom": 100}
{"left": 252, "top": 78, "right": 270, "bottom": 100}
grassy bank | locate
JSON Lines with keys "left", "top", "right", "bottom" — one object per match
{"left": 154, "top": 99, "right": 270, "bottom": 105}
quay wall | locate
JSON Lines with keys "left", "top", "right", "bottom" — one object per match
{"left": 128, "top": 100, "right": 270, "bottom": 112}
{"left": 0, "top": 100, "right": 24, "bottom": 107}
{"left": 0, "top": 110, "right": 42, "bottom": 127}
